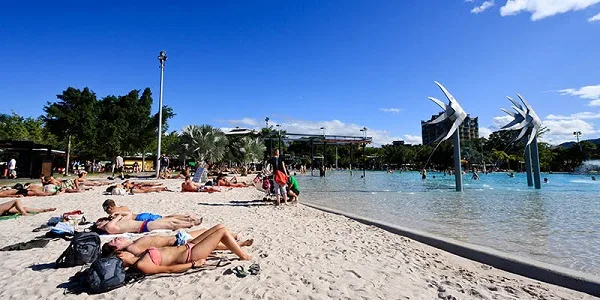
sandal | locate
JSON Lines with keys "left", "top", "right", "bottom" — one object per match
{"left": 248, "top": 263, "right": 261, "bottom": 275}
{"left": 232, "top": 266, "right": 248, "bottom": 278}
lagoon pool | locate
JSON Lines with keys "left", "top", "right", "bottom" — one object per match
{"left": 297, "top": 171, "right": 600, "bottom": 276}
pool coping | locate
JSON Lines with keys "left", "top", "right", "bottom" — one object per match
{"left": 302, "top": 201, "right": 600, "bottom": 297}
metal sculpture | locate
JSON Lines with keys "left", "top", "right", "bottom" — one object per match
{"left": 427, "top": 81, "right": 468, "bottom": 191}
{"left": 500, "top": 94, "right": 542, "bottom": 189}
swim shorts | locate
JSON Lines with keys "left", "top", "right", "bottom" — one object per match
{"left": 135, "top": 213, "right": 163, "bottom": 222}
{"left": 139, "top": 220, "right": 151, "bottom": 233}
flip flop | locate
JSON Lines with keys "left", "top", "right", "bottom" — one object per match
{"left": 248, "top": 263, "right": 261, "bottom": 275}
{"left": 232, "top": 266, "right": 248, "bottom": 278}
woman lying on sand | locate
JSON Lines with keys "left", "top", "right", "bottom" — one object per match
{"left": 77, "top": 171, "right": 112, "bottom": 186}
{"left": 181, "top": 176, "right": 222, "bottom": 193}
{"left": 216, "top": 175, "right": 252, "bottom": 188}
{"left": 102, "top": 228, "right": 253, "bottom": 256}
{"left": 0, "top": 183, "right": 56, "bottom": 197}
{"left": 107, "top": 182, "right": 168, "bottom": 195}
{"left": 0, "top": 199, "right": 56, "bottom": 216}
{"left": 114, "top": 224, "right": 252, "bottom": 274}
{"left": 41, "top": 176, "right": 84, "bottom": 193}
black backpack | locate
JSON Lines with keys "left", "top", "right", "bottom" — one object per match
{"left": 86, "top": 256, "right": 127, "bottom": 293}
{"left": 56, "top": 232, "right": 101, "bottom": 268}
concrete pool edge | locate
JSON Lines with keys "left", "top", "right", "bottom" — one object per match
{"left": 301, "top": 201, "right": 600, "bottom": 297}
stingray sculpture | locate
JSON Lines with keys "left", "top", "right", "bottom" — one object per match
{"left": 500, "top": 94, "right": 542, "bottom": 189}
{"left": 427, "top": 81, "right": 467, "bottom": 191}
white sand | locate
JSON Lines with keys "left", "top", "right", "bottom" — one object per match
{"left": 0, "top": 178, "right": 596, "bottom": 299}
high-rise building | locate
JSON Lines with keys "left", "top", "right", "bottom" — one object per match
{"left": 421, "top": 112, "right": 479, "bottom": 145}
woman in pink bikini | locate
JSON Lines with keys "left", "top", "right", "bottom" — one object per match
{"left": 115, "top": 224, "right": 252, "bottom": 274}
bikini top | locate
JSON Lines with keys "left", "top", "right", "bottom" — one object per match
{"left": 146, "top": 247, "right": 162, "bottom": 266}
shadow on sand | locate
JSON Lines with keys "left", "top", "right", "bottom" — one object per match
{"left": 198, "top": 199, "right": 273, "bottom": 207}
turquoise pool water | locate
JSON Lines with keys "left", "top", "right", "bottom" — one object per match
{"left": 296, "top": 171, "right": 600, "bottom": 276}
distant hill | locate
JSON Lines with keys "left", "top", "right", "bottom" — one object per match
{"left": 558, "top": 138, "right": 600, "bottom": 149}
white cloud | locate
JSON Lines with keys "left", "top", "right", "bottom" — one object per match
{"left": 589, "top": 12, "right": 600, "bottom": 21}
{"left": 589, "top": 99, "right": 600, "bottom": 106}
{"left": 500, "top": 0, "right": 600, "bottom": 21}
{"left": 403, "top": 135, "right": 422, "bottom": 145}
{"left": 539, "top": 118, "right": 597, "bottom": 144}
{"left": 471, "top": 1, "right": 495, "bottom": 14}
{"left": 546, "top": 112, "right": 600, "bottom": 120}
{"left": 380, "top": 108, "right": 401, "bottom": 114}
{"left": 225, "top": 118, "right": 258, "bottom": 127}
{"left": 558, "top": 84, "right": 600, "bottom": 106}
{"left": 559, "top": 84, "right": 600, "bottom": 100}
{"left": 479, "top": 127, "right": 493, "bottom": 138}
{"left": 491, "top": 115, "right": 514, "bottom": 129}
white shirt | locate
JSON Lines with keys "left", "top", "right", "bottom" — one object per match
{"left": 8, "top": 159, "right": 16, "bottom": 170}
{"left": 116, "top": 156, "right": 124, "bottom": 167}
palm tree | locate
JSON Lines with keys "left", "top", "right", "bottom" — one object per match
{"left": 180, "top": 125, "right": 228, "bottom": 164}
{"left": 240, "top": 136, "right": 266, "bottom": 165}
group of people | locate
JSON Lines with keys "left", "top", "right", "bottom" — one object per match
{"left": 0, "top": 152, "right": 306, "bottom": 280}
{"left": 94, "top": 199, "right": 253, "bottom": 274}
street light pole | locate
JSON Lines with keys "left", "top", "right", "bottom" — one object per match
{"left": 320, "top": 127, "right": 326, "bottom": 173}
{"left": 156, "top": 50, "right": 167, "bottom": 178}
{"left": 480, "top": 141, "right": 486, "bottom": 173}
{"left": 360, "top": 127, "right": 367, "bottom": 177}
{"left": 276, "top": 124, "right": 282, "bottom": 154}
{"left": 574, "top": 131, "right": 582, "bottom": 151}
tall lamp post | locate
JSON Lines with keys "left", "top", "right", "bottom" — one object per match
{"left": 276, "top": 124, "right": 282, "bottom": 153}
{"left": 360, "top": 127, "right": 367, "bottom": 177}
{"left": 574, "top": 131, "right": 582, "bottom": 151}
{"left": 320, "top": 127, "right": 326, "bottom": 173}
{"left": 480, "top": 141, "right": 486, "bottom": 173}
{"left": 156, "top": 50, "right": 167, "bottom": 178}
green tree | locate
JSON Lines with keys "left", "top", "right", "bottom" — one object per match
{"left": 44, "top": 87, "right": 98, "bottom": 172}
{"left": 0, "top": 112, "right": 57, "bottom": 145}
{"left": 180, "top": 125, "right": 229, "bottom": 164}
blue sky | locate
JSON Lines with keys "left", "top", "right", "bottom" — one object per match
{"left": 1, "top": 0, "right": 600, "bottom": 145}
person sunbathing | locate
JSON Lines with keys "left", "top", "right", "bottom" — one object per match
{"left": 107, "top": 182, "right": 168, "bottom": 195}
{"left": 102, "top": 199, "right": 198, "bottom": 222}
{"left": 123, "top": 180, "right": 165, "bottom": 188}
{"left": 92, "top": 212, "right": 203, "bottom": 234}
{"left": 78, "top": 171, "right": 112, "bottom": 186}
{"left": 181, "top": 176, "right": 222, "bottom": 193}
{"left": 102, "top": 228, "right": 254, "bottom": 257}
{"left": 115, "top": 224, "right": 252, "bottom": 274}
{"left": 0, "top": 199, "right": 56, "bottom": 216}
{"left": 41, "top": 176, "right": 82, "bottom": 193}
{"left": 216, "top": 175, "right": 251, "bottom": 188}
{"left": 0, "top": 183, "right": 56, "bottom": 198}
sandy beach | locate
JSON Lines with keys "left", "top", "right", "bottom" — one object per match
{"left": 0, "top": 177, "right": 596, "bottom": 300}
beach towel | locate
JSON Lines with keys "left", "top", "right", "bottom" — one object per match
{"left": 0, "top": 212, "right": 39, "bottom": 221}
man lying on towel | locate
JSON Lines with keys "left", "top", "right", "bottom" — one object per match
{"left": 92, "top": 211, "right": 202, "bottom": 234}
{"left": 102, "top": 199, "right": 197, "bottom": 222}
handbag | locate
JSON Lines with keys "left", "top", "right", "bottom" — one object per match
{"left": 274, "top": 170, "right": 288, "bottom": 186}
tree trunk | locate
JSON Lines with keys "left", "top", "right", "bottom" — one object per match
{"left": 142, "top": 152, "right": 146, "bottom": 172}
{"left": 65, "top": 135, "right": 71, "bottom": 176}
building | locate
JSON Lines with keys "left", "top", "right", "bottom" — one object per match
{"left": 392, "top": 140, "right": 405, "bottom": 146}
{"left": 421, "top": 112, "right": 479, "bottom": 145}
